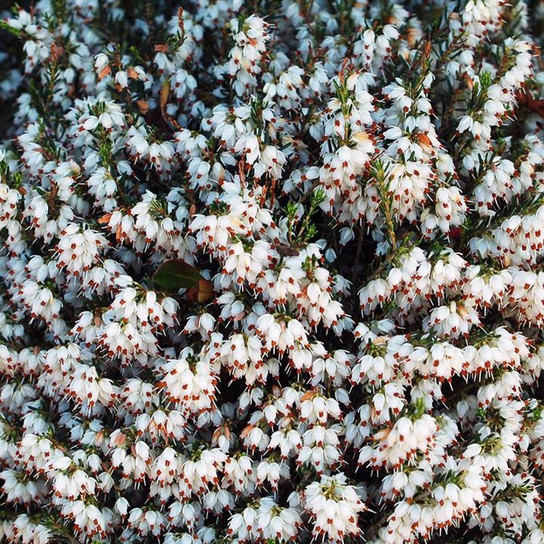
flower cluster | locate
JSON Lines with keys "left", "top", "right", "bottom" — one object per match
{"left": 0, "top": 0, "right": 544, "bottom": 543}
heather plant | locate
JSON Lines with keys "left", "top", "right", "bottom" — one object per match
{"left": 0, "top": 0, "right": 544, "bottom": 543}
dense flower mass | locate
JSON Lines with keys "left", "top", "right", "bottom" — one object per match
{"left": 0, "top": 0, "right": 544, "bottom": 542}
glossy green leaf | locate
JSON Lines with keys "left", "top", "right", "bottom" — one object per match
{"left": 153, "top": 260, "right": 203, "bottom": 289}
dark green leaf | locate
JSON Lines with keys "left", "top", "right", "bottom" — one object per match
{"left": 153, "top": 260, "right": 203, "bottom": 289}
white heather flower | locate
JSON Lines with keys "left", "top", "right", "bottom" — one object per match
{"left": 0, "top": 2, "right": 543, "bottom": 544}
{"left": 304, "top": 474, "right": 366, "bottom": 542}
